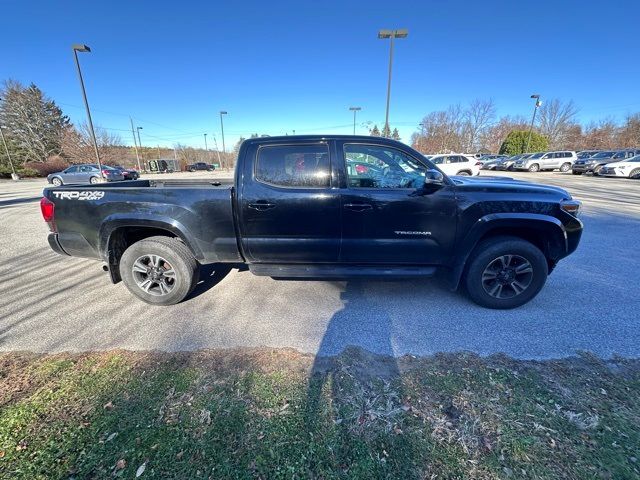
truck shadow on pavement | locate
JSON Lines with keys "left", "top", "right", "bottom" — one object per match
{"left": 186, "top": 263, "right": 238, "bottom": 300}
{"left": 304, "top": 282, "right": 418, "bottom": 475}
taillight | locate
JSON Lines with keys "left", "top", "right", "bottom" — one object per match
{"left": 102, "top": 170, "right": 110, "bottom": 176}
{"left": 40, "top": 197, "right": 56, "bottom": 232}
{"left": 475, "top": 162, "right": 482, "bottom": 166}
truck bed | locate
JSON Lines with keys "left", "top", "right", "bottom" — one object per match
{"left": 44, "top": 179, "right": 242, "bottom": 264}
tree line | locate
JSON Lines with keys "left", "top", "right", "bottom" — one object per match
{"left": 1, "top": 79, "right": 639, "bottom": 177}
{"left": 0, "top": 80, "right": 233, "bottom": 177}
{"left": 409, "top": 98, "right": 640, "bottom": 155}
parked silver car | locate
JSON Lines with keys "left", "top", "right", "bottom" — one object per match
{"left": 47, "top": 164, "right": 125, "bottom": 186}
{"left": 513, "top": 151, "right": 577, "bottom": 172}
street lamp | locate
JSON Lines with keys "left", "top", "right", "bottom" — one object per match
{"left": 349, "top": 107, "right": 362, "bottom": 135}
{"left": 136, "top": 127, "right": 144, "bottom": 170}
{"left": 219, "top": 111, "right": 228, "bottom": 153}
{"left": 378, "top": 29, "right": 408, "bottom": 137}
{"left": 72, "top": 44, "right": 103, "bottom": 177}
{"left": 129, "top": 117, "right": 142, "bottom": 172}
{"left": 526, "top": 94, "right": 542, "bottom": 153}
{"left": 0, "top": 97, "right": 17, "bottom": 179}
{"left": 204, "top": 133, "right": 208, "bottom": 151}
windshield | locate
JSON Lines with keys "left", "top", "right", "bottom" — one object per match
{"left": 529, "top": 153, "right": 544, "bottom": 159}
{"left": 591, "top": 151, "right": 615, "bottom": 158}
{"left": 577, "top": 151, "right": 594, "bottom": 158}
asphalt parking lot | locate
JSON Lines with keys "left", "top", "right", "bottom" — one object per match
{"left": 0, "top": 170, "right": 638, "bottom": 359}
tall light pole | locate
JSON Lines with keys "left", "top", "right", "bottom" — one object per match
{"left": 72, "top": 44, "right": 102, "bottom": 177}
{"left": 129, "top": 117, "right": 142, "bottom": 172}
{"left": 349, "top": 107, "right": 362, "bottom": 135}
{"left": 204, "top": 133, "right": 209, "bottom": 161}
{"left": 136, "top": 127, "right": 144, "bottom": 170}
{"left": 378, "top": 29, "right": 408, "bottom": 137}
{"left": 0, "top": 126, "right": 16, "bottom": 178}
{"left": 526, "top": 94, "right": 542, "bottom": 153}
{"left": 219, "top": 111, "right": 227, "bottom": 153}
{"left": 212, "top": 134, "right": 222, "bottom": 168}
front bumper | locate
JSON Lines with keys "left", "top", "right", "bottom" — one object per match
{"left": 598, "top": 167, "right": 624, "bottom": 177}
{"left": 571, "top": 163, "right": 594, "bottom": 173}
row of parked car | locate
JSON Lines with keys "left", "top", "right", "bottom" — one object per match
{"left": 480, "top": 149, "right": 640, "bottom": 179}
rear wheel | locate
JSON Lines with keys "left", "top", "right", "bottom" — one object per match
{"left": 465, "top": 236, "right": 548, "bottom": 309}
{"left": 119, "top": 236, "right": 199, "bottom": 306}
{"left": 456, "top": 170, "right": 471, "bottom": 176}
{"left": 560, "top": 162, "right": 571, "bottom": 172}
{"left": 51, "top": 177, "right": 63, "bottom": 186}
{"left": 630, "top": 168, "right": 640, "bottom": 179}
{"left": 89, "top": 176, "right": 100, "bottom": 184}
{"left": 528, "top": 164, "right": 540, "bottom": 172}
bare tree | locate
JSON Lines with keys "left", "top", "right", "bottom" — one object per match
{"left": 581, "top": 119, "right": 618, "bottom": 149}
{"left": 462, "top": 98, "right": 496, "bottom": 152}
{"left": 61, "top": 123, "right": 124, "bottom": 164}
{"left": 618, "top": 113, "right": 640, "bottom": 148}
{"left": 481, "top": 115, "right": 529, "bottom": 153}
{"left": 537, "top": 99, "right": 579, "bottom": 149}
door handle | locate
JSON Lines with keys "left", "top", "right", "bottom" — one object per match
{"left": 248, "top": 201, "right": 276, "bottom": 211}
{"left": 344, "top": 203, "right": 372, "bottom": 212}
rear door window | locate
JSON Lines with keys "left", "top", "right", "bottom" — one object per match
{"left": 256, "top": 144, "right": 330, "bottom": 188}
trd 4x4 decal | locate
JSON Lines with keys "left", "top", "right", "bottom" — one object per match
{"left": 52, "top": 191, "right": 105, "bottom": 201}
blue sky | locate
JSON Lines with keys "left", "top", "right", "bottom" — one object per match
{"left": 2, "top": 0, "right": 639, "bottom": 150}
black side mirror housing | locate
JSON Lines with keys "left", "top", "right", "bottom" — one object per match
{"left": 424, "top": 169, "right": 444, "bottom": 186}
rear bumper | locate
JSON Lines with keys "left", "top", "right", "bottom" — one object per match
{"left": 47, "top": 233, "right": 70, "bottom": 256}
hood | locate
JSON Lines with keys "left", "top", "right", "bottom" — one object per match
{"left": 451, "top": 174, "right": 572, "bottom": 199}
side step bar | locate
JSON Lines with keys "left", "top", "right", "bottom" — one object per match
{"left": 248, "top": 264, "right": 437, "bottom": 278}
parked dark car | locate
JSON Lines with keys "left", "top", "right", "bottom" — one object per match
{"left": 47, "top": 164, "right": 125, "bottom": 186}
{"left": 111, "top": 165, "right": 140, "bottom": 180}
{"left": 41, "top": 135, "right": 582, "bottom": 310}
{"left": 572, "top": 149, "right": 640, "bottom": 175}
{"left": 187, "top": 162, "right": 215, "bottom": 172}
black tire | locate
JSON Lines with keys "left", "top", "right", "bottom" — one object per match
{"left": 464, "top": 236, "right": 548, "bottom": 309}
{"left": 456, "top": 170, "right": 471, "bottom": 176}
{"left": 119, "top": 236, "right": 199, "bottom": 306}
{"left": 528, "top": 164, "right": 540, "bottom": 172}
{"left": 51, "top": 177, "right": 63, "bottom": 186}
{"left": 629, "top": 168, "right": 640, "bottom": 179}
{"left": 560, "top": 162, "right": 571, "bottom": 172}
{"left": 572, "top": 171, "right": 581, "bottom": 175}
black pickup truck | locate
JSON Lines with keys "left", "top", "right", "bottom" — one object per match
{"left": 41, "top": 135, "right": 583, "bottom": 309}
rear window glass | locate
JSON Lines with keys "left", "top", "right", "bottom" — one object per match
{"left": 256, "top": 144, "right": 330, "bottom": 188}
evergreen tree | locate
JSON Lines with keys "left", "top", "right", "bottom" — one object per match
{"left": 0, "top": 80, "right": 69, "bottom": 163}
{"left": 499, "top": 130, "right": 549, "bottom": 155}
{"left": 381, "top": 124, "right": 391, "bottom": 138}
{"left": 391, "top": 128, "right": 401, "bottom": 141}
{"left": 370, "top": 125, "right": 381, "bottom": 136}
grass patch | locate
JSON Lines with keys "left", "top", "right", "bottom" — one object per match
{"left": 0, "top": 348, "right": 639, "bottom": 479}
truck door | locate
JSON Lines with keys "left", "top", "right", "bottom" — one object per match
{"left": 239, "top": 141, "right": 341, "bottom": 263}
{"left": 338, "top": 142, "right": 457, "bottom": 265}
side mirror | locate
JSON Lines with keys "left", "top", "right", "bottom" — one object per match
{"left": 424, "top": 169, "right": 444, "bottom": 186}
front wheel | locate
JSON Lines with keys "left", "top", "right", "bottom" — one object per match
{"left": 464, "top": 236, "right": 548, "bottom": 309}
{"left": 456, "top": 170, "right": 471, "bottom": 176}
{"left": 560, "top": 162, "right": 571, "bottom": 172}
{"left": 119, "top": 236, "right": 199, "bottom": 306}
{"left": 593, "top": 166, "right": 603, "bottom": 176}
{"left": 629, "top": 168, "right": 640, "bottom": 179}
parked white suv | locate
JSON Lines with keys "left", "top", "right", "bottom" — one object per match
{"left": 513, "top": 151, "right": 577, "bottom": 172}
{"left": 427, "top": 154, "right": 481, "bottom": 176}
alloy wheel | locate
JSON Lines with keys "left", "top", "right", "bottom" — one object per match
{"left": 481, "top": 254, "right": 534, "bottom": 299}
{"left": 131, "top": 254, "right": 177, "bottom": 296}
